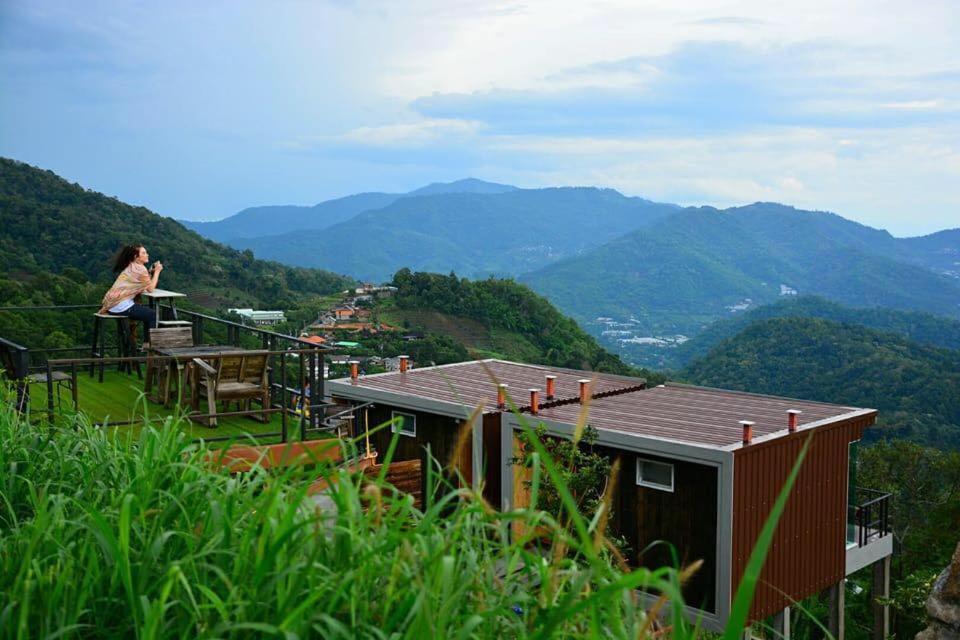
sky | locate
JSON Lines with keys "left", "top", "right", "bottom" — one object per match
{"left": 0, "top": 0, "right": 958, "bottom": 235}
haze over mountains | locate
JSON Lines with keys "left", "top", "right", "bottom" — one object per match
{"left": 179, "top": 178, "right": 518, "bottom": 244}
{"left": 183, "top": 179, "right": 960, "bottom": 363}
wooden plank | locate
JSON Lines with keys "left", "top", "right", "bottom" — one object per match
{"left": 210, "top": 439, "right": 343, "bottom": 472}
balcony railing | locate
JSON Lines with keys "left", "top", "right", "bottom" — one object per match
{"left": 848, "top": 487, "right": 891, "bottom": 547}
{"left": 0, "top": 304, "right": 343, "bottom": 443}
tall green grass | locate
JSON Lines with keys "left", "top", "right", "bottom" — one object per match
{"left": 0, "top": 397, "right": 678, "bottom": 639}
{"left": 0, "top": 391, "right": 810, "bottom": 638}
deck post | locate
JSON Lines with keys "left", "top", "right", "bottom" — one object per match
{"left": 280, "top": 352, "right": 288, "bottom": 443}
{"left": 771, "top": 607, "right": 791, "bottom": 639}
{"left": 46, "top": 360, "right": 55, "bottom": 424}
{"left": 825, "top": 580, "right": 845, "bottom": 640}
{"left": 308, "top": 348, "right": 318, "bottom": 431}
{"left": 872, "top": 556, "right": 891, "bottom": 639}
{"left": 298, "top": 351, "right": 306, "bottom": 441}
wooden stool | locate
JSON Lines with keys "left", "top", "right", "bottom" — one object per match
{"left": 90, "top": 313, "right": 142, "bottom": 382}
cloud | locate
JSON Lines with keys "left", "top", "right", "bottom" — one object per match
{"left": 410, "top": 41, "right": 960, "bottom": 135}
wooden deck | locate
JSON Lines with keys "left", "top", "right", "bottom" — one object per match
{"left": 29, "top": 369, "right": 306, "bottom": 442}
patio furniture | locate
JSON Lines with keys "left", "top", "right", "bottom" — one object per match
{"left": 191, "top": 351, "right": 271, "bottom": 427}
{"left": 152, "top": 344, "right": 245, "bottom": 410}
{"left": 142, "top": 288, "right": 186, "bottom": 328}
{"left": 25, "top": 371, "right": 78, "bottom": 413}
{"left": 90, "top": 312, "right": 142, "bottom": 382}
{"left": 145, "top": 326, "right": 194, "bottom": 405}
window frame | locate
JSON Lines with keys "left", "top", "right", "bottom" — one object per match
{"left": 391, "top": 410, "right": 417, "bottom": 438}
{"left": 636, "top": 457, "right": 675, "bottom": 492}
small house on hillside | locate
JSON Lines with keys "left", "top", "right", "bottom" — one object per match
{"left": 334, "top": 306, "right": 356, "bottom": 321}
{"left": 327, "top": 359, "right": 893, "bottom": 637}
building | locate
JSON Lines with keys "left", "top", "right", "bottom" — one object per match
{"left": 326, "top": 359, "right": 892, "bottom": 637}
{"left": 355, "top": 283, "right": 398, "bottom": 297}
{"left": 333, "top": 306, "right": 356, "bottom": 321}
{"left": 227, "top": 308, "right": 286, "bottom": 326}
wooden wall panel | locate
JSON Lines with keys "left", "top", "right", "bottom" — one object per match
{"left": 731, "top": 414, "right": 874, "bottom": 621}
{"left": 601, "top": 447, "right": 719, "bottom": 613}
{"left": 364, "top": 405, "right": 471, "bottom": 499}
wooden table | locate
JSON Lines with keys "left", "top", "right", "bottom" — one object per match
{"left": 142, "top": 289, "right": 187, "bottom": 328}
{"left": 148, "top": 345, "right": 245, "bottom": 406}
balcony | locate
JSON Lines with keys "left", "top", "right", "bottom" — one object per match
{"left": 846, "top": 487, "right": 894, "bottom": 575}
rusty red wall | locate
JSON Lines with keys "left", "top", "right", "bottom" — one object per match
{"left": 731, "top": 412, "right": 875, "bottom": 621}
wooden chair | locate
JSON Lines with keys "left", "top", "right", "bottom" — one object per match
{"left": 145, "top": 327, "right": 194, "bottom": 405}
{"left": 191, "top": 351, "right": 270, "bottom": 427}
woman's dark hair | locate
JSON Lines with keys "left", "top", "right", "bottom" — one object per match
{"left": 111, "top": 244, "right": 144, "bottom": 274}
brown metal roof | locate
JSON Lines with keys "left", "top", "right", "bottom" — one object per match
{"left": 534, "top": 383, "right": 865, "bottom": 449}
{"left": 330, "top": 359, "right": 645, "bottom": 411}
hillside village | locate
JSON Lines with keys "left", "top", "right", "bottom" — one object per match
{"left": 298, "top": 282, "right": 420, "bottom": 375}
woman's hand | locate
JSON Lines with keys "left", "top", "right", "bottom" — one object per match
{"left": 152, "top": 261, "right": 164, "bottom": 273}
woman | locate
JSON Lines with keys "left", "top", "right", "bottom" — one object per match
{"left": 99, "top": 244, "right": 163, "bottom": 345}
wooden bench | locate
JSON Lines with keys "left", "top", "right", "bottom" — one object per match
{"left": 209, "top": 439, "right": 345, "bottom": 473}
{"left": 208, "top": 440, "right": 422, "bottom": 507}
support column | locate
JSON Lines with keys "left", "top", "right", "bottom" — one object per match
{"left": 772, "top": 606, "right": 791, "bottom": 640}
{"left": 471, "top": 413, "right": 483, "bottom": 493}
{"left": 872, "top": 556, "right": 891, "bottom": 640}
{"left": 826, "top": 581, "right": 845, "bottom": 640}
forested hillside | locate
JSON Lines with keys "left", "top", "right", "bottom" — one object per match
{"left": 652, "top": 296, "right": 960, "bottom": 370}
{"left": 0, "top": 158, "right": 355, "bottom": 349}
{"left": 682, "top": 317, "right": 960, "bottom": 448}
{"left": 0, "top": 158, "right": 354, "bottom": 309}
{"left": 525, "top": 204, "right": 960, "bottom": 338}
{"left": 386, "top": 269, "right": 646, "bottom": 376}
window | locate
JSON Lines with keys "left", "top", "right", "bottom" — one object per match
{"left": 636, "top": 458, "right": 674, "bottom": 492}
{"left": 391, "top": 411, "right": 416, "bottom": 437}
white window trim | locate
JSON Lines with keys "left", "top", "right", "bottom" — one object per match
{"left": 636, "top": 457, "right": 674, "bottom": 492}
{"left": 391, "top": 411, "right": 417, "bottom": 438}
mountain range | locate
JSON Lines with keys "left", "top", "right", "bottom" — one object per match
{"left": 179, "top": 178, "right": 518, "bottom": 244}
{"left": 524, "top": 203, "right": 960, "bottom": 336}
{"left": 183, "top": 182, "right": 959, "bottom": 364}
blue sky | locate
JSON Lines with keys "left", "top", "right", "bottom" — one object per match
{"left": 1, "top": 0, "right": 957, "bottom": 235}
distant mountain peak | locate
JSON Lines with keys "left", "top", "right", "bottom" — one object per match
{"left": 407, "top": 178, "right": 518, "bottom": 196}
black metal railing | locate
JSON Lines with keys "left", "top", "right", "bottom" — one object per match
{"left": 849, "top": 487, "right": 891, "bottom": 547}
{"left": 2, "top": 304, "right": 340, "bottom": 442}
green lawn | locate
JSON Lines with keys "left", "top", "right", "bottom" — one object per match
{"left": 29, "top": 369, "right": 308, "bottom": 443}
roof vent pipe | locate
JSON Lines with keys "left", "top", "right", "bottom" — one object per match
{"left": 787, "top": 409, "right": 802, "bottom": 433}
{"left": 497, "top": 383, "right": 508, "bottom": 410}
{"left": 578, "top": 379, "right": 591, "bottom": 404}
{"left": 545, "top": 375, "right": 557, "bottom": 399}
{"left": 529, "top": 388, "right": 540, "bottom": 415}
{"left": 350, "top": 360, "right": 360, "bottom": 381}
{"left": 740, "top": 420, "right": 755, "bottom": 445}
{"left": 399, "top": 355, "right": 409, "bottom": 373}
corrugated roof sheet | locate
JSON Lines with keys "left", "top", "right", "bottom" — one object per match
{"left": 330, "top": 360, "right": 870, "bottom": 449}
{"left": 330, "top": 359, "right": 644, "bottom": 411}
{"left": 534, "top": 383, "right": 864, "bottom": 448}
